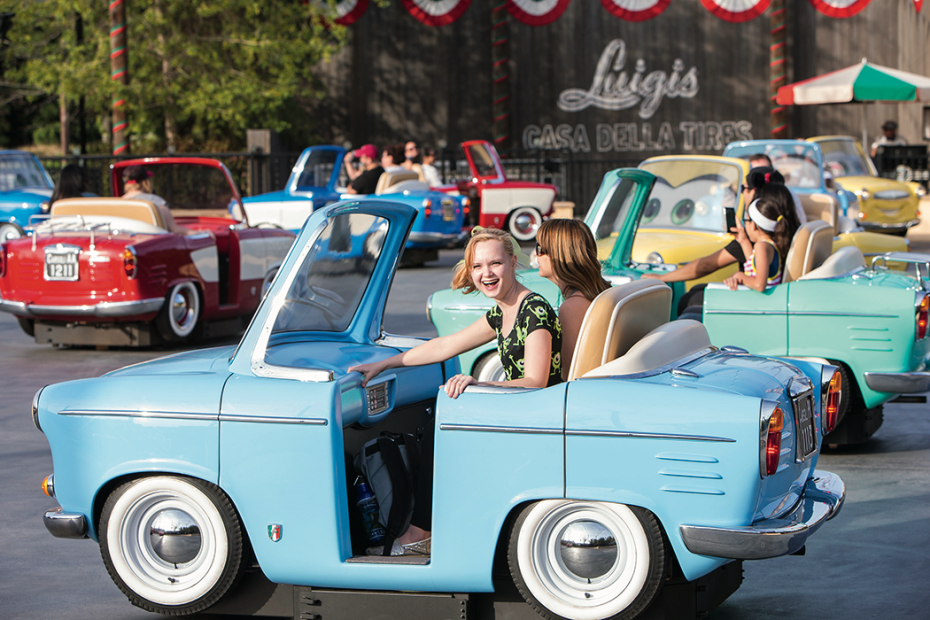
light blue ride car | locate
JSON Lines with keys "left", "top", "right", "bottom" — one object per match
{"left": 34, "top": 200, "right": 844, "bottom": 620}
{"left": 0, "top": 150, "right": 55, "bottom": 241}
{"left": 242, "top": 145, "right": 467, "bottom": 263}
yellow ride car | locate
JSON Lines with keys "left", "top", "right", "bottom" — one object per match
{"left": 625, "top": 155, "right": 906, "bottom": 289}
{"left": 809, "top": 136, "right": 920, "bottom": 234}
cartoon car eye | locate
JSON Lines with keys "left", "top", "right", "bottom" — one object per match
{"left": 670, "top": 199, "right": 694, "bottom": 225}
{"left": 641, "top": 198, "right": 661, "bottom": 223}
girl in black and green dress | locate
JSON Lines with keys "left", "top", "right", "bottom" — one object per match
{"left": 348, "top": 227, "right": 561, "bottom": 557}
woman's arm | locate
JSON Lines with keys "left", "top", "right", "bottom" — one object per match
{"left": 642, "top": 247, "right": 739, "bottom": 283}
{"left": 558, "top": 296, "right": 590, "bottom": 380}
{"left": 348, "top": 315, "right": 496, "bottom": 386}
{"left": 725, "top": 242, "right": 771, "bottom": 292}
{"left": 444, "top": 328, "right": 554, "bottom": 398}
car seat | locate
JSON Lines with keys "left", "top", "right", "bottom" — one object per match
{"left": 798, "top": 245, "right": 866, "bottom": 280}
{"left": 582, "top": 320, "right": 713, "bottom": 379}
{"left": 782, "top": 220, "right": 834, "bottom": 283}
{"left": 50, "top": 198, "right": 167, "bottom": 230}
{"left": 374, "top": 171, "right": 420, "bottom": 195}
{"left": 567, "top": 279, "right": 672, "bottom": 381}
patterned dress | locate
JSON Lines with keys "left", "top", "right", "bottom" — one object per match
{"left": 485, "top": 292, "right": 563, "bottom": 386}
{"left": 743, "top": 239, "right": 783, "bottom": 285}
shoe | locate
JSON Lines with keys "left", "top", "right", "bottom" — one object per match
{"left": 366, "top": 537, "right": 431, "bottom": 557}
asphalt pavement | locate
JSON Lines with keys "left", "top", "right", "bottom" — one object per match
{"left": 2, "top": 236, "right": 929, "bottom": 619}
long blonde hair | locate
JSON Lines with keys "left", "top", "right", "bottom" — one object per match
{"left": 537, "top": 219, "right": 610, "bottom": 301}
{"left": 451, "top": 228, "right": 517, "bottom": 294}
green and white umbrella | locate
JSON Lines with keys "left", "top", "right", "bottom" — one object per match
{"left": 776, "top": 59, "right": 930, "bottom": 145}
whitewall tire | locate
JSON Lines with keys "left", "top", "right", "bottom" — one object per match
{"left": 507, "top": 207, "right": 543, "bottom": 242}
{"left": 156, "top": 281, "right": 201, "bottom": 341}
{"left": 473, "top": 352, "right": 507, "bottom": 382}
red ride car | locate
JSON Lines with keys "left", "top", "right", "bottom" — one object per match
{"left": 445, "top": 140, "right": 557, "bottom": 241}
{"left": 0, "top": 158, "right": 294, "bottom": 346}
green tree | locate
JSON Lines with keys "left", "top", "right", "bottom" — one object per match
{"left": 4, "top": 0, "right": 351, "bottom": 152}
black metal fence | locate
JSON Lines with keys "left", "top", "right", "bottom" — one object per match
{"left": 873, "top": 145, "right": 930, "bottom": 186}
{"left": 40, "top": 150, "right": 645, "bottom": 217}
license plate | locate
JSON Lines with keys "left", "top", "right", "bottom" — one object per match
{"left": 442, "top": 200, "right": 455, "bottom": 222}
{"left": 45, "top": 250, "right": 80, "bottom": 281}
{"left": 793, "top": 393, "right": 816, "bottom": 460}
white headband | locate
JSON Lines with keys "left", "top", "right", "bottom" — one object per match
{"left": 747, "top": 200, "right": 781, "bottom": 232}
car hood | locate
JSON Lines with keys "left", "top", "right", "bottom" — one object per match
{"left": 631, "top": 229, "right": 732, "bottom": 265}
{"left": 244, "top": 190, "right": 314, "bottom": 203}
{"left": 834, "top": 175, "right": 912, "bottom": 195}
{"left": 106, "top": 345, "right": 236, "bottom": 377}
{"left": 0, "top": 187, "right": 52, "bottom": 203}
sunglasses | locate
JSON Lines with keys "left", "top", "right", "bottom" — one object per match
{"left": 535, "top": 242, "right": 546, "bottom": 256}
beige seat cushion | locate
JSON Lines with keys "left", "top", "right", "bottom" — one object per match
{"left": 383, "top": 179, "right": 431, "bottom": 194}
{"left": 567, "top": 280, "right": 672, "bottom": 381}
{"left": 374, "top": 171, "right": 420, "bottom": 195}
{"left": 583, "top": 320, "right": 712, "bottom": 378}
{"left": 799, "top": 245, "right": 866, "bottom": 280}
{"left": 51, "top": 197, "right": 166, "bottom": 230}
{"left": 783, "top": 220, "right": 834, "bottom": 283}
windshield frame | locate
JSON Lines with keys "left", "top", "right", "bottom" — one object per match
{"left": 812, "top": 137, "right": 878, "bottom": 178}
{"left": 287, "top": 146, "right": 344, "bottom": 195}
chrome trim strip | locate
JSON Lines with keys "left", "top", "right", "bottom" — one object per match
{"left": 219, "top": 414, "right": 327, "bottom": 425}
{"left": 679, "top": 471, "right": 845, "bottom": 560}
{"left": 58, "top": 409, "right": 218, "bottom": 421}
{"left": 705, "top": 309, "right": 897, "bottom": 318}
{"left": 0, "top": 297, "right": 164, "bottom": 318}
{"left": 566, "top": 429, "right": 735, "bottom": 442}
{"left": 439, "top": 423, "right": 562, "bottom": 435}
{"left": 43, "top": 508, "right": 88, "bottom": 539}
{"left": 863, "top": 371, "right": 930, "bottom": 394}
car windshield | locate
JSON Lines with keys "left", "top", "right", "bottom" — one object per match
{"left": 118, "top": 163, "right": 239, "bottom": 219}
{"left": 589, "top": 176, "right": 645, "bottom": 261}
{"left": 636, "top": 160, "right": 741, "bottom": 233}
{"left": 294, "top": 150, "right": 339, "bottom": 189}
{"left": 466, "top": 144, "right": 499, "bottom": 178}
{"left": 816, "top": 139, "right": 873, "bottom": 177}
{"left": 0, "top": 153, "right": 52, "bottom": 191}
{"left": 268, "top": 212, "right": 388, "bottom": 337}
{"left": 725, "top": 143, "right": 822, "bottom": 189}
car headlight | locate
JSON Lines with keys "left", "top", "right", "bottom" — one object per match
{"left": 856, "top": 189, "right": 871, "bottom": 201}
{"left": 914, "top": 185, "right": 927, "bottom": 198}
{"left": 40, "top": 201, "right": 51, "bottom": 213}
{"left": 645, "top": 252, "right": 664, "bottom": 265}
{"left": 32, "top": 386, "right": 45, "bottom": 432}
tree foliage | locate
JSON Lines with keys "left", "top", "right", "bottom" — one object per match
{"left": 3, "top": 0, "right": 351, "bottom": 151}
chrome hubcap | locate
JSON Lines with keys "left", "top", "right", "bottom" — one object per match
{"left": 514, "top": 213, "right": 538, "bottom": 236}
{"left": 558, "top": 520, "right": 618, "bottom": 581}
{"left": 149, "top": 509, "right": 202, "bottom": 565}
{"left": 171, "top": 292, "right": 193, "bottom": 327}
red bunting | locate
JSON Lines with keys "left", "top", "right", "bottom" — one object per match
{"left": 700, "top": 0, "right": 770, "bottom": 23}
{"left": 334, "top": 0, "right": 369, "bottom": 26}
{"left": 507, "top": 0, "right": 571, "bottom": 26}
{"left": 914, "top": 0, "right": 923, "bottom": 12}
{"left": 401, "top": 0, "right": 473, "bottom": 27}
{"left": 807, "top": 0, "right": 873, "bottom": 18}
{"left": 599, "top": 0, "right": 671, "bottom": 22}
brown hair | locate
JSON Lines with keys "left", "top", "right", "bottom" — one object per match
{"left": 451, "top": 228, "right": 516, "bottom": 294}
{"left": 755, "top": 184, "right": 800, "bottom": 259}
{"left": 536, "top": 219, "right": 610, "bottom": 301}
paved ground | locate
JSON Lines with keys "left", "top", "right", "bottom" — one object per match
{"left": 2, "top": 208, "right": 930, "bottom": 618}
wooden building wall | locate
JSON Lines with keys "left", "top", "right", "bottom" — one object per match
{"left": 311, "top": 1, "right": 929, "bottom": 157}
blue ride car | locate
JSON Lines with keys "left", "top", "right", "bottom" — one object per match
{"left": 34, "top": 200, "right": 844, "bottom": 619}
{"left": 241, "top": 145, "right": 467, "bottom": 263}
{"left": 0, "top": 150, "right": 55, "bottom": 241}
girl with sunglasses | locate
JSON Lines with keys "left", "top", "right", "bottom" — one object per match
{"left": 535, "top": 219, "right": 611, "bottom": 380}
{"left": 723, "top": 194, "right": 798, "bottom": 291}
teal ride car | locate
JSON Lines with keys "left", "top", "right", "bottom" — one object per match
{"left": 34, "top": 200, "right": 844, "bottom": 620}
{"left": 428, "top": 168, "right": 930, "bottom": 444}
{"left": 0, "top": 150, "right": 55, "bottom": 242}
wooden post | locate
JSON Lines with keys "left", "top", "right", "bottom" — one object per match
{"left": 769, "top": 0, "right": 788, "bottom": 138}
{"left": 109, "top": 0, "right": 129, "bottom": 155}
{"left": 490, "top": 1, "right": 511, "bottom": 156}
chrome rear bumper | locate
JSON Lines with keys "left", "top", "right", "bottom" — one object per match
{"left": 864, "top": 371, "right": 930, "bottom": 394}
{"left": 859, "top": 218, "right": 920, "bottom": 231}
{"left": 680, "top": 470, "right": 845, "bottom": 560}
{"left": 408, "top": 231, "right": 468, "bottom": 245}
{"left": 43, "top": 508, "right": 88, "bottom": 539}
{"left": 0, "top": 297, "right": 163, "bottom": 318}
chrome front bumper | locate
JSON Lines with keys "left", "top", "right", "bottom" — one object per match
{"left": 0, "top": 297, "right": 164, "bottom": 318}
{"left": 864, "top": 371, "right": 930, "bottom": 394}
{"left": 859, "top": 218, "right": 920, "bottom": 231}
{"left": 679, "top": 470, "right": 845, "bottom": 560}
{"left": 43, "top": 508, "right": 88, "bottom": 539}
{"left": 408, "top": 231, "right": 469, "bottom": 245}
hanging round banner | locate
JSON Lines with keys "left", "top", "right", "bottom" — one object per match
{"left": 807, "top": 0, "right": 872, "bottom": 18}
{"left": 700, "top": 0, "right": 770, "bottom": 23}
{"left": 334, "top": 0, "right": 369, "bottom": 25}
{"left": 599, "top": 0, "right": 671, "bottom": 22}
{"left": 402, "top": 0, "right": 472, "bottom": 26}
{"left": 507, "top": 0, "right": 571, "bottom": 26}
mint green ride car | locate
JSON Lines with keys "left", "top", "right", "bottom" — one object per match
{"left": 428, "top": 168, "right": 930, "bottom": 444}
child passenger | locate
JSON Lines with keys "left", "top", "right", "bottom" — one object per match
{"left": 723, "top": 197, "right": 795, "bottom": 291}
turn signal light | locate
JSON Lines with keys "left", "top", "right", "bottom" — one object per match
{"left": 917, "top": 295, "right": 929, "bottom": 340}
{"left": 825, "top": 371, "right": 841, "bottom": 434}
{"left": 765, "top": 408, "right": 784, "bottom": 477}
{"left": 121, "top": 247, "right": 137, "bottom": 279}
{"left": 422, "top": 198, "right": 432, "bottom": 218}
{"left": 41, "top": 474, "right": 55, "bottom": 498}
{"left": 463, "top": 198, "right": 471, "bottom": 215}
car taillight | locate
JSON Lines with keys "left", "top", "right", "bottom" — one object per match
{"left": 422, "top": 198, "right": 432, "bottom": 218}
{"left": 824, "top": 370, "right": 841, "bottom": 434}
{"left": 916, "top": 295, "right": 929, "bottom": 340}
{"left": 121, "top": 247, "right": 137, "bottom": 279}
{"left": 463, "top": 198, "right": 471, "bottom": 215}
{"left": 0, "top": 246, "right": 5, "bottom": 277}
{"left": 761, "top": 405, "right": 783, "bottom": 478}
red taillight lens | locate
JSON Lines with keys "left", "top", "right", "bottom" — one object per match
{"left": 121, "top": 247, "right": 137, "bottom": 279}
{"left": 0, "top": 246, "right": 6, "bottom": 278}
{"left": 825, "top": 370, "right": 841, "bottom": 434}
{"left": 917, "top": 296, "right": 928, "bottom": 340}
{"left": 422, "top": 198, "right": 432, "bottom": 218}
{"left": 765, "top": 407, "right": 784, "bottom": 477}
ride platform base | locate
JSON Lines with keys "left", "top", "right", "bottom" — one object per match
{"left": 205, "top": 560, "right": 743, "bottom": 620}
